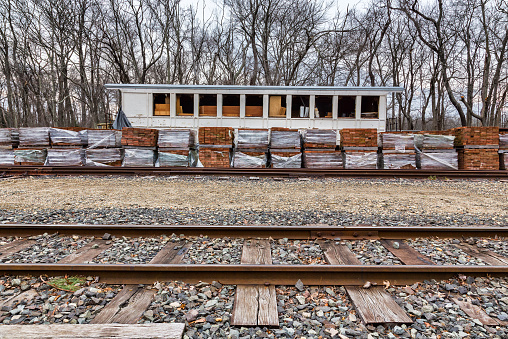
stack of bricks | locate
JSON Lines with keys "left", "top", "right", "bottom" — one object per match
{"left": 158, "top": 129, "right": 196, "bottom": 167}
{"left": 303, "top": 129, "right": 342, "bottom": 168}
{"left": 340, "top": 128, "right": 378, "bottom": 169}
{"left": 0, "top": 128, "right": 14, "bottom": 165}
{"left": 86, "top": 130, "right": 123, "bottom": 166}
{"left": 121, "top": 127, "right": 158, "bottom": 167}
{"left": 452, "top": 127, "right": 499, "bottom": 170}
{"left": 269, "top": 128, "right": 301, "bottom": 168}
{"left": 380, "top": 132, "right": 416, "bottom": 169}
{"left": 500, "top": 131, "right": 508, "bottom": 170}
{"left": 234, "top": 129, "right": 269, "bottom": 168}
{"left": 419, "top": 132, "right": 457, "bottom": 170}
{"left": 198, "top": 127, "right": 234, "bottom": 168}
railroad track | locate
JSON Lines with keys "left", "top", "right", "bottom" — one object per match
{"left": 1, "top": 165, "right": 508, "bottom": 178}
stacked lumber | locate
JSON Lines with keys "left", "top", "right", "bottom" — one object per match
{"left": 500, "top": 131, "right": 508, "bottom": 170}
{"left": 222, "top": 106, "right": 240, "bottom": 117}
{"left": 0, "top": 129, "right": 13, "bottom": 149}
{"left": 0, "top": 149, "right": 14, "bottom": 165}
{"left": 87, "top": 130, "right": 122, "bottom": 148}
{"left": 49, "top": 128, "right": 84, "bottom": 147}
{"left": 46, "top": 149, "right": 85, "bottom": 166}
{"left": 158, "top": 149, "right": 197, "bottom": 167}
{"left": 154, "top": 103, "right": 170, "bottom": 116}
{"left": 304, "top": 129, "right": 336, "bottom": 149}
{"left": 270, "top": 128, "right": 301, "bottom": 168}
{"left": 453, "top": 127, "right": 499, "bottom": 170}
{"left": 419, "top": 134, "right": 457, "bottom": 170}
{"left": 500, "top": 153, "right": 508, "bottom": 170}
{"left": 340, "top": 129, "right": 378, "bottom": 169}
{"left": 157, "top": 129, "right": 196, "bottom": 167}
{"left": 199, "top": 127, "right": 234, "bottom": 168}
{"left": 199, "top": 106, "right": 217, "bottom": 116}
{"left": 234, "top": 129, "right": 269, "bottom": 168}
{"left": 123, "top": 149, "right": 155, "bottom": 167}
{"left": 500, "top": 132, "right": 508, "bottom": 149}
{"left": 85, "top": 149, "right": 123, "bottom": 167}
{"left": 121, "top": 128, "right": 158, "bottom": 147}
{"left": 380, "top": 132, "right": 416, "bottom": 169}
{"left": 245, "top": 106, "right": 263, "bottom": 117}
{"left": 303, "top": 149, "right": 343, "bottom": 168}
{"left": 14, "top": 149, "right": 47, "bottom": 165}
{"left": 18, "top": 127, "right": 50, "bottom": 147}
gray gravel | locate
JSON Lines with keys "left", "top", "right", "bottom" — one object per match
{"left": 344, "top": 240, "right": 403, "bottom": 265}
{"left": 181, "top": 236, "right": 243, "bottom": 265}
{"left": 271, "top": 239, "right": 327, "bottom": 265}
{"left": 408, "top": 238, "right": 488, "bottom": 265}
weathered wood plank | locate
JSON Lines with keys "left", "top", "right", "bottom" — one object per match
{"left": 241, "top": 239, "right": 272, "bottom": 265}
{"left": 58, "top": 239, "right": 113, "bottom": 264}
{"left": 149, "top": 241, "right": 187, "bottom": 264}
{"left": 0, "top": 240, "right": 35, "bottom": 260}
{"left": 450, "top": 295, "right": 500, "bottom": 326}
{"left": 454, "top": 243, "right": 508, "bottom": 266}
{"left": 0, "top": 323, "right": 185, "bottom": 339}
{"left": 0, "top": 289, "right": 38, "bottom": 309}
{"left": 257, "top": 285, "right": 279, "bottom": 326}
{"left": 380, "top": 239, "right": 435, "bottom": 265}
{"left": 231, "top": 285, "right": 259, "bottom": 326}
{"left": 317, "top": 240, "right": 361, "bottom": 265}
{"left": 346, "top": 286, "right": 413, "bottom": 324}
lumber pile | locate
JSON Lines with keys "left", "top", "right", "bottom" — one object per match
{"left": 46, "top": 149, "right": 85, "bottom": 166}
{"left": 245, "top": 106, "right": 263, "bottom": 117}
{"left": 121, "top": 128, "right": 158, "bottom": 147}
{"left": 199, "top": 106, "right": 217, "bottom": 116}
{"left": 158, "top": 149, "right": 197, "bottom": 167}
{"left": 270, "top": 128, "right": 301, "bottom": 168}
{"left": 154, "top": 103, "right": 170, "bottom": 116}
{"left": 85, "top": 149, "right": 123, "bottom": 167}
{"left": 198, "top": 127, "right": 234, "bottom": 168}
{"left": 234, "top": 129, "right": 269, "bottom": 168}
{"left": 18, "top": 127, "right": 50, "bottom": 147}
{"left": 500, "top": 131, "right": 508, "bottom": 170}
{"left": 303, "top": 129, "right": 336, "bottom": 149}
{"left": 419, "top": 134, "right": 457, "bottom": 170}
{"left": 123, "top": 149, "right": 155, "bottom": 167}
{"left": 49, "top": 128, "right": 84, "bottom": 147}
{"left": 14, "top": 149, "right": 47, "bottom": 165}
{"left": 380, "top": 132, "right": 416, "bottom": 169}
{"left": 0, "top": 129, "right": 13, "bottom": 149}
{"left": 222, "top": 106, "right": 240, "bottom": 117}
{"left": 87, "top": 130, "right": 122, "bottom": 148}
{"left": 340, "top": 129, "right": 378, "bottom": 169}
{"left": 453, "top": 127, "right": 499, "bottom": 170}
{"left": 157, "top": 129, "right": 196, "bottom": 167}
{"left": 0, "top": 149, "right": 14, "bottom": 165}
{"left": 303, "top": 129, "right": 341, "bottom": 168}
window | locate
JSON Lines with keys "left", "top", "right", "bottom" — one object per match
{"left": 291, "top": 95, "right": 310, "bottom": 118}
{"left": 337, "top": 96, "right": 356, "bottom": 118}
{"left": 361, "top": 96, "right": 379, "bottom": 119}
{"left": 245, "top": 95, "right": 263, "bottom": 117}
{"left": 269, "top": 95, "right": 287, "bottom": 118}
{"left": 222, "top": 94, "right": 240, "bottom": 117}
{"left": 315, "top": 96, "right": 333, "bottom": 118}
{"left": 176, "top": 94, "right": 194, "bottom": 116}
{"left": 153, "top": 94, "right": 170, "bottom": 116}
{"left": 199, "top": 94, "right": 217, "bottom": 117}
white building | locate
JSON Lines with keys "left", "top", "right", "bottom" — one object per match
{"left": 105, "top": 84, "right": 403, "bottom": 131}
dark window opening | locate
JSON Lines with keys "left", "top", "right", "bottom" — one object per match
{"left": 153, "top": 94, "right": 170, "bottom": 116}
{"left": 269, "top": 95, "right": 287, "bottom": 118}
{"left": 222, "top": 94, "right": 240, "bottom": 117}
{"left": 245, "top": 95, "right": 263, "bottom": 117}
{"left": 361, "top": 96, "right": 379, "bottom": 119}
{"left": 176, "top": 94, "right": 194, "bottom": 116}
{"left": 199, "top": 94, "right": 217, "bottom": 116}
{"left": 315, "top": 96, "right": 333, "bottom": 118}
{"left": 338, "top": 96, "right": 356, "bottom": 118}
{"left": 291, "top": 95, "right": 310, "bottom": 118}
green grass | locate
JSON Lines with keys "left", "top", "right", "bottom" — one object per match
{"left": 47, "top": 276, "right": 86, "bottom": 292}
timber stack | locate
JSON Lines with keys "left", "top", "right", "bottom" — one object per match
{"left": 86, "top": 130, "right": 123, "bottom": 166}
{"left": 14, "top": 127, "right": 50, "bottom": 166}
{"left": 340, "top": 128, "right": 378, "bottom": 169}
{"left": 269, "top": 128, "right": 301, "bottom": 168}
{"left": 0, "top": 128, "right": 13, "bottom": 165}
{"left": 233, "top": 129, "right": 269, "bottom": 168}
{"left": 121, "top": 127, "right": 158, "bottom": 167}
{"left": 418, "top": 132, "right": 457, "bottom": 170}
{"left": 303, "top": 129, "right": 342, "bottom": 168}
{"left": 47, "top": 128, "right": 85, "bottom": 166}
{"left": 380, "top": 132, "right": 416, "bottom": 169}
{"left": 453, "top": 127, "right": 499, "bottom": 170}
{"left": 500, "top": 131, "right": 508, "bottom": 170}
{"left": 198, "top": 127, "right": 234, "bottom": 168}
{"left": 157, "top": 129, "right": 196, "bottom": 167}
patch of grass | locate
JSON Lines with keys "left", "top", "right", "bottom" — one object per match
{"left": 47, "top": 276, "right": 86, "bottom": 292}
{"left": 428, "top": 175, "right": 438, "bottom": 180}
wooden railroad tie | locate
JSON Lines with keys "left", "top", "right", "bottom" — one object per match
{"left": 0, "top": 239, "right": 35, "bottom": 260}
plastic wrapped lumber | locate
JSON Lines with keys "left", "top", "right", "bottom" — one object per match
{"left": 339, "top": 128, "right": 378, "bottom": 147}
{"left": 0, "top": 129, "right": 13, "bottom": 149}
{"left": 158, "top": 149, "right": 197, "bottom": 167}
{"left": 500, "top": 133, "right": 508, "bottom": 149}
{"left": 233, "top": 151, "right": 267, "bottom": 168}
{"left": 158, "top": 129, "right": 195, "bottom": 148}
{"left": 303, "top": 129, "right": 336, "bottom": 149}
{"left": 46, "top": 148, "right": 85, "bottom": 166}
{"left": 452, "top": 127, "right": 499, "bottom": 146}
{"left": 199, "top": 147, "right": 231, "bottom": 167}
{"left": 421, "top": 134, "right": 455, "bottom": 150}
{"left": 14, "top": 149, "right": 47, "bottom": 165}
{"left": 198, "top": 127, "right": 234, "bottom": 146}
{"left": 303, "top": 150, "right": 343, "bottom": 168}
{"left": 500, "top": 153, "right": 508, "bottom": 170}
{"left": 85, "top": 148, "right": 123, "bottom": 166}
{"left": 87, "top": 130, "right": 122, "bottom": 148}
{"left": 18, "top": 127, "right": 50, "bottom": 147}
{"left": 0, "top": 149, "right": 14, "bottom": 165}
{"left": 270, "top": 128, "right": 300, "bottom": 149}
{"left": 420, "top": 151, "right": 458, "bottom": 170}
{"left": 49, "top": 128, "right": 83, "bottom": 146}
{"left": 344, "top": 151, "right": 378, "bottom": 169}
{"left": 457, "top": 149, "right": 499, "bottom": 170}
{"left": 381, "top": 133, "right": 415, "bottom": 152}
{"left": 123, "top": 148, "right": 155, "bottom": 167}
{"left": 121, "top": 128, "right": 159, "bottom": 147}
{"left": 270, "top": 151, "right": 302, "bottom": 168}
{"left": 382, "top": 152, "right": 416, "bottom": 169}
{"left": 237, "top": 129, "right": 269, "bottom": 149}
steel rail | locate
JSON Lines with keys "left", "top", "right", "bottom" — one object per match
{"left": 1, "top": 264, "right": 507, "bottom": 285}
{"left": 0, "top": 224, "right": 507, "bottom": 239}
{"left": 1, "top": 166, "right": 507, "bottom": 178}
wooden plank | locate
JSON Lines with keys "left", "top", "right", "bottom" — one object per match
{"left": 380, "top": 239, "right": 435, "bottom": 265}
{"left": 0, "top": 289, "right": 38, "bottom": 309}
{"left": 241, "top": 239, "right": 272, "bottom": 265}
{"left": 450, "top": 295, "right": 500, "bottom": 326}
{"left": 454, "top": 243, "right": 508, "bottom": 266}
{"left": 0, "top": 240, "right": 35, "bottom": 260}
{"left": 231, "top": 285, "right": 258, "bottom": 326}
{"left": 149, "top": 241, "right": 187, "bottom": 264}
{"left": 317, "top": 240, "right": 361, "bottom": 265}
{"left": 346, "top": 286, "right": 413, "bottom": 324}
{"left": 91, "top": 285, "right": 155, "bottom": 324}
{"left": 0, "top": 323, "right": 185, "bottom": 338}
{"left": 58, "top": 239, "right": 113, "bottom": 264}
{"left": 257, "top": 285, "right": 279, "bottom": 326}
